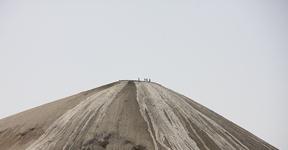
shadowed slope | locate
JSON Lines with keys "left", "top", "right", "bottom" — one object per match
{"left": 0, "top": 81, "right": 277, "bottom": 150}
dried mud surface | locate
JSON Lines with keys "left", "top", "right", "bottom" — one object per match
{"left": 0, "top": 81, "right": 277, "bottom": 150}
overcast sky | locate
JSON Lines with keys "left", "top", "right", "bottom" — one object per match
{"left": 0, "top": 0, "right": 287, "bottom": 149}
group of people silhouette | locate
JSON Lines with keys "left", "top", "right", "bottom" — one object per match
{"left": 138, "top": 78, "right": 151, "bottom": 82}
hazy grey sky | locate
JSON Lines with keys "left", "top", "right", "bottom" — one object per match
{"left": 0, "top": 0, "right": 287, "bottom": 149}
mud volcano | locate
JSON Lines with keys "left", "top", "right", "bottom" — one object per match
{"left": 0, "top": 80, "right": 277, "bottom": 150}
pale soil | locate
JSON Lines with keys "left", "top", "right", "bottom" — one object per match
{"left": 0, "top": 81, "right": 277, "bottom": 150}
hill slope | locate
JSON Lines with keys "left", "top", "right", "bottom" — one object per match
{"left": 0, "top": 81, "right": 277, "bottom": 150}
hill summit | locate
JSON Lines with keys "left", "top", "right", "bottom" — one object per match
{"left": 0, "top": 80, "right": 277, "bottom": 150}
